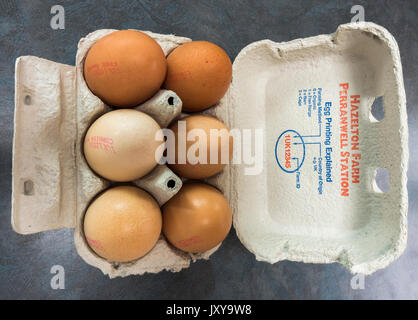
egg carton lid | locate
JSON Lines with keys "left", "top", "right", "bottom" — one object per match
{"left": 12, "top": 22, "right": 408, "bottom": 276}
{"left": 225, "top": 21, "right": 408, "bottom": 275}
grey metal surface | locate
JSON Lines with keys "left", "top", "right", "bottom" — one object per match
{"left": 0, "top": 0, "right": 417, "bottom": 299}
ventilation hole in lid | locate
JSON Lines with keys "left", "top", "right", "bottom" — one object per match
{"left": 24, "top": 95, "right": 31, "bottom": 105}
{"left": 168, "top": 96, "right": 174, "bottom": 105}
{"left": 370, "top": 96, "right": 384, "bottom": 121}
{"left": 374, "top": 168, "right": 389, "bottom": 193}
{"left": 167, "top": 179, "right": 176, "bottom": 189}
{"left": 23, "top": 180, "right": 34, "bottom": 195}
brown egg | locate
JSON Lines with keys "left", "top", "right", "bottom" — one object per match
{"left": 163, "top": 182, "right": 232, "bottom": 253}
{"left": 163, "top": 41, "right": 232, "bottom": 112}
{"left": 167, "top": 115, "right": 233, "bottom": 179}
{"left": 84, "top": 109, "right": 164, "bottom": 182}
{"left": 84, "top": 186, "right": 162, "bottom": 262}
{"left": 84, "top": 30, "right": 167, "bottom": 107}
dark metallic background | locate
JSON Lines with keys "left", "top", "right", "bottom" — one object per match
{"left": 0, "top": 0, "right": 417, "bottom": 299}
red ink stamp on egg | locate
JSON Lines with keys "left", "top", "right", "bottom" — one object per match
{"left": 87, "top": 61, "right": 119, "bottom": 76}
{"left": 86, "top": 236, "right": 104, "bottom": 250}
{"left": 177, "top": 236, "right": 201, "bottom": 247}
{"left": 101, "top": 61, "right": 119, "bottom": 74}
{"left": 167, "top": 70, "right": 192, "bottom": 82}
{"left": 86, "top": 136, "right": 116, "bottom": 153}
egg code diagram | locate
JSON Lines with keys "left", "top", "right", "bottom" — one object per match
{"left": 275, "top": 88, "right": 333, "bottom": 195}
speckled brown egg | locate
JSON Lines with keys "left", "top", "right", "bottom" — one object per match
{"left": 84, "top": 30, "right": 167, "bottom": 107}
{"left": 163, "top": 41, "right": 232, "bottom": 112}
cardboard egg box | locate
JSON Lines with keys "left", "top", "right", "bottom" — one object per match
{"left": 12, "top": 22, "right": 408, "bottom": 277}
{"left": 12, "top": 30, "right": 226, "bottom": 278}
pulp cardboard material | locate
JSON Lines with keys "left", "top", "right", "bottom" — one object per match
{"left": 13, "top": 30, "right": 220, "bottom": 278}
{"left": 229, "top": 22, "right": 408, "bottom": 275}
{"left": 12, "top": 22, "right": 408, "bottom": 277}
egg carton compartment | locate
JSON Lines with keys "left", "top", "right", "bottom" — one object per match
{"left": 13, "top": 22, "right": 408, "bottom": 277}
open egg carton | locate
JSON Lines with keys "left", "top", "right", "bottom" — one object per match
{"left": 12, "top": 22, "right": 408, "bottom": 277}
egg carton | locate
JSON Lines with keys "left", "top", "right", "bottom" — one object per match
{"left": 12, "top": 29, "right": 224, "bottom": 278}
{"left": 12, "top": 22, "right": 408, "bottom": 277}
